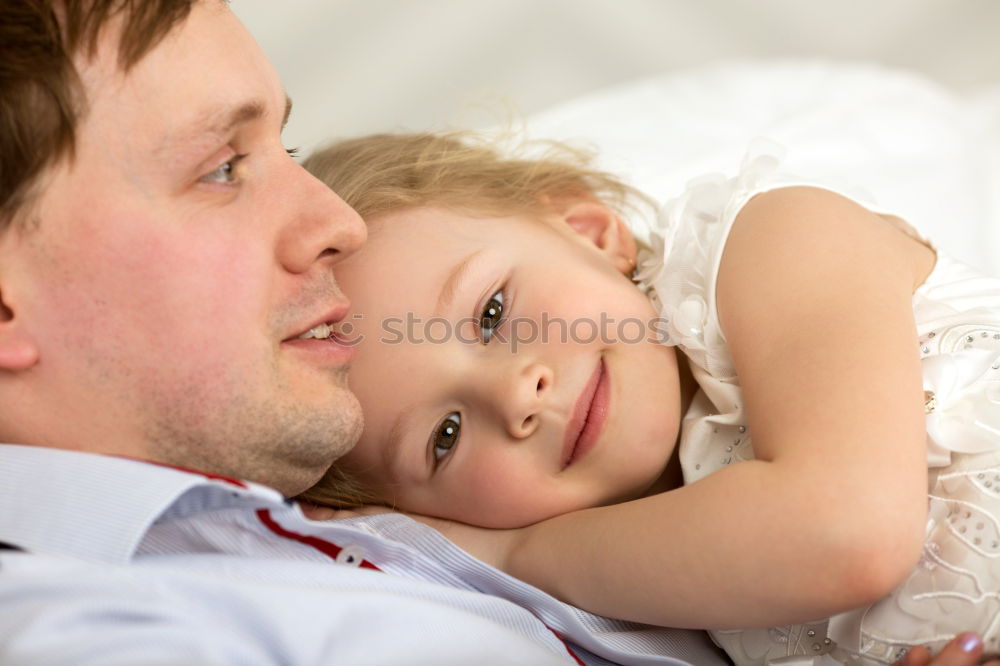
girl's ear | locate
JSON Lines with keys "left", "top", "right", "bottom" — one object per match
{"left": 559, "top": 199, "right": 637, "bottom": 276}
{"left": 0, "top": 288, "right": 39, "bottom": 371}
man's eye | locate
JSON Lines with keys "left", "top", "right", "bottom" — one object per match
{"left": 432, "top": 413, "right": 461, "bottom": 463}
{"left": 480, "top": 289, "right": 505, "bottom": 344}
{"left": 199, "top": 154, "right": 246, "bottom": 184}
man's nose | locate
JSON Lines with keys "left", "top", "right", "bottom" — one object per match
{"left": 276, "top": 164, "right": 367, "bottom": 274}
{"left": 493, "top": 361, "right": 553, "bottom": 439}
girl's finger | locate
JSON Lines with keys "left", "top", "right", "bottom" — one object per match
{"left": 902, "top": 633, "right": 983, "bottom": 666}
{"left": 895, "top": 644, "right": 931, "bottom": 666}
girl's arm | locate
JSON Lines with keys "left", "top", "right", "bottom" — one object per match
{"left": 504, "top": 186, "right": 930, "bottom": 629}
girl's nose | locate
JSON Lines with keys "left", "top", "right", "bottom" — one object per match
{"left": 497, "top": 361, "right": 553, "bottom": 439}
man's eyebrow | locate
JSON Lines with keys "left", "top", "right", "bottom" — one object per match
{"left": 437, "top": 249, "right": 486, "bottom": 312}
{"left": 185, "top": 100, "right": 264, "bottom": 143}
{"left": 165, "top": 94, "right": 292, "bottom": 154}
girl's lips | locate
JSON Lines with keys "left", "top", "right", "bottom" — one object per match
{"left": 562, "top": 358, "right": 610, "bottom": 469}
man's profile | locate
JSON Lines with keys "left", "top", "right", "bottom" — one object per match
{"left": 0, "top": 0, "right": 364, "bottom": 496}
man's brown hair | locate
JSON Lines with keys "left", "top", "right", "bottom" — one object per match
{"left": 0, "top": 0, "right": 197, "bottom": 229}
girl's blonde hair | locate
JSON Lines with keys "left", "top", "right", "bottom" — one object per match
{"left": 302, "top": 130, "right": 645, "bottom": 221}
{"left": 298, "top": 130, "right": 646, "bottom": 508}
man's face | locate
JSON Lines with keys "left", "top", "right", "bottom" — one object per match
{"left": 2, "top": 2, "right": 366, "bottom": 495}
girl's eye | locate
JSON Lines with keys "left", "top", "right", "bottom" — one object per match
{"left": 479, "top": 289, "right": 505, "bottom": 344}
{"left": 199, "top": 154, "right": 246, "bottom": 184}
{"left": 431, "top": 413, "right": 461, "bottom": 464}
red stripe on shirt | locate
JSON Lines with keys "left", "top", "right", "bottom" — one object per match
{"left": 255, "top": 508, "right": 381, "bottom": 571}
{"left": 547, "top": 627, "right": 585, "bottom": 665}
{"left": 113, "top": 455, "right": 249, "bottom": 488}
{"left": 258, "top": 509, "right": 582, "bottom": 664}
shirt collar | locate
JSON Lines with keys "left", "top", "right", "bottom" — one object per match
{"left": 0, "top": 444, "right": 282, "bottom": 564}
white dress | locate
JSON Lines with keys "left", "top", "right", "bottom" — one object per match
{"left": 634, "top": 141, "right": 1000, "bottom": 666}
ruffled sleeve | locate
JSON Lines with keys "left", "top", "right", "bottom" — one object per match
{"left": 633, "top": 139, "right": 789, "bottom": 487}
{"left": 634, "top": 138, "right": 785, "bottom": 379}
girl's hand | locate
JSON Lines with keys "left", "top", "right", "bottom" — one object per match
{"left": 894, "top": 633, "right": 1000, "bottom": 666}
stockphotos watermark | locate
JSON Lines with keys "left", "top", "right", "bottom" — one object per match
{"left": 337, "top": 313, "right": 671, "bottom": 352}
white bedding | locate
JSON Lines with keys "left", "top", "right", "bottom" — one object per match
{"left": 526, "top": 60, "right": 1000, "bottom": 277}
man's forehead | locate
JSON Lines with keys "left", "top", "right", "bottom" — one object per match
{"left": 74, "top": 0, "right": 289, "bottom": 154}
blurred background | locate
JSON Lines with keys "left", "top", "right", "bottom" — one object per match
{"left": 233, "top": 0, "right": 1000, "bottom": 155}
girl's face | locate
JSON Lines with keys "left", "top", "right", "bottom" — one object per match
{"left": 334, "top": 203, "right": 683, "bottom": 528}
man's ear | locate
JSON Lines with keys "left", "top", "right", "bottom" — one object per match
{"left": 0, "top": 288, "right": 39, "bottom": 371}
{"left": 558, "top": 199, "right": 637, "bottom": 276}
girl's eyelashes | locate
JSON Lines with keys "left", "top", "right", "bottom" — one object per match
{"left": 285, "top": 146, "right": 300, "bottom": 157}
{"left": 430, "top": 282, "right": 506, "bottom": 469}
{"left": 428, "top": 285, "right": 506, "bottom": 471}
{"left": 479, "top": 287, "right": 506, "bottom": 344}
{"left": 199, "top": 153, "right": 248, "bottom": 185}
{"left": 431, "top": 412, "right": 461, "bottom": 466}
{"left": 428, "top": 285, "right": 508, "bottom": 471}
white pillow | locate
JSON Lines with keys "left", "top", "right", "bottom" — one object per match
{"left": 526, "top": 59, "right": 1000, "bottom": 276}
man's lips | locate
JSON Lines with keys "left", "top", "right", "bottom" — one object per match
{"left": 562, "top": 358, "right": 609, "bottom": 469}
{"left": 281, "top": 301, "right": 356, "bottom": 364}
{"left": 284, "top": 302, "right": 351, "bottom": 342}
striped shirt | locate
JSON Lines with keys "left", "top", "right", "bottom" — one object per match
{"left": 0, "top": 444, "right": 726, "bottom": 665}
